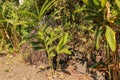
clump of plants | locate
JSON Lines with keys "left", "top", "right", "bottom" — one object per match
{"left": 83, "top": 0, "right": 120, "bottom": 80}
{"left": 1, "top": 0, "right": 120, "bottom": 79}
{"left": 32, "top": 25, "right": 71, "bottom": 71}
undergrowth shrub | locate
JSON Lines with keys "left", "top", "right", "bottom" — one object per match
{"left": 0, "top": 0, "right": 119, "bottom": 80}
{"left": 83, "top": 0, "right": 120, "bottom": 80}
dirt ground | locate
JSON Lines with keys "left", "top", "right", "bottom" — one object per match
{"left": 0, "top": 54, "right": 95, "bottom": 80}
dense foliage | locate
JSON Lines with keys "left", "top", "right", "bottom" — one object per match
{"left": 0, "top": 0, "right": 120, "bottom": 80}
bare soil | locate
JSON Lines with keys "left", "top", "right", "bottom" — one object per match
{"left": 0, "top": 54, "right": 94, "bottom": 80}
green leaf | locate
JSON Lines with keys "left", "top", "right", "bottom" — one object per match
{"left": 58, "top": 48, "right": 71, "bottom": 55}
{"left": 82, "top": 0, "right": 88, "bottom": 4}
{"left": 21, "top": 29, "right": 29, "bottom": 36}
{"left": 38, "top": 31, "right": 44, "bottom": 40}
{"left": 33, "top": 46, "right": 45, "bottom": 51}
{"left": 50, "top": 52, "right": 55, "bottom": 57}
{"left": 48, "top": 7, "right": 64, "bottom": 18}
{"left": 74, "top": 7, "right": 84, "bottom": 13}
{"left": 115, "top": 0, "right": 120, "bottom": 9}
{"left": 101, "top": 0, "right": 107, "bottom": 8}
{"left": 39, "top": 0, "right": 56, "bottom": 18}
{"left": 95, "top": 27, "right": 102, "bottom": 50}
{"left": 1, "top": 19, "right": 14, "bottom": 25}
{"left": 48, "top": 46, "right": 55, "bottom": 53}
{"left": 63, "top": 33, "right": 68, "bottom": 45}
{"left": 82, "top": 0, "right": 93, "bottom": 7}
{"left": 19, "top": 40, "right": 26, "bottom": 46}
{"left": 56, "top": 38, "right": 64, "bottom": 52}
{"left": 17, "top": 11, "right": 39, "bottom": 20}
{"left": 93, "top": 0, "right": 100, "bottom": 6}
{"left": 47, "top": 37, "right": 58, "bottom": 45}
{"left": 116, "top": 19, "right": 120, "bottom": 25}
{"left": 105, "top": 25, "right": 116, "bottom": 52}
{"left": 46, "top": 32, "right": 54, "bottom": 45}
{"left": 56, "top": 33, "right": 68, "bottom": 51}
{"left": 9, "top": 47, "right": 14, "bottom": 53}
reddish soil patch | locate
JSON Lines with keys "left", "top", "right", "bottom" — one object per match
{"left": 0, "top": 54, "right": 94, "bottom": 80}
